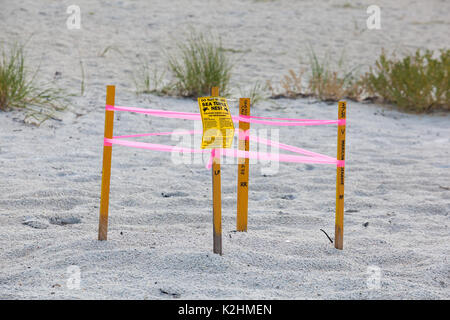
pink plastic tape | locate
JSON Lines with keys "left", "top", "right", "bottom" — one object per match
{"left": 247, "top": 133, "right": 336, "bottom": 161}
{"left": 239, "top": 115, "right": 346, "bottom": 126}
{"left": 111, "top": 129, "right": 335, "bottom": 161}
{"left": 113, "top": 130, "right": 201, "bottom": 139}
{"left": 105, "top": 105, "right": 345, "bottom": 126}
{"left": 103, "top": 137, "right": 344, "bottom": 169}
{"left": 103, "top": 104, "right": 346, "bottom": 168}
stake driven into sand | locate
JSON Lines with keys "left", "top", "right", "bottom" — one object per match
{"left": 98, "top": 85, "right": 115, "bottom": 240}
{"left": 210, "top": 87, "right": 222, "bottom": 255}
{"left": 335, "top": 101, "right": 346, "bottom": 249}
{"left": 237, "top": 98, "right": 251, "bottom": 232}
{"left": 97, "top": 85, "right": 347, "bottom": 253}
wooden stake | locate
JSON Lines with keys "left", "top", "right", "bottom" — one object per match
{"left": 211, "top": 86, "right": 222, "bottom": 255}
{"left": 335, "top": 101, "right": 346, "bottom": 249}
{"left": 98, "top": 85, "right": 115, "bottom": 240}
{"left": 236, "top": 98, "right": 250, "bottom": 231}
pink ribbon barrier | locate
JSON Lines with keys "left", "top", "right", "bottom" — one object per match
{"left": 106, "top": 105, "right": 201, "bottom": 121}
{"left": 111, "top": 129, "right": 335, "bottom": 161}
{"left": 105, "top": 105, "right": 345, "bottom": 126}
{"left": 104, "top": 138, "right": 342, "bottom": 169}
{"left": 247, "top": 134, "right": 336, "bottom": 161}
{"left": 113, "top": 130, "right": 201, "bottom": 139}
{"left": 236, "top": 117, "right": 344, "bottom": 126}
{"left": 103, "top": 104, "right": 346, "bottom": 169}
{"left": 240, "top": 115, "right": 345, "bottom": 126}
{"left": 105, "top": 138, "right": 209, "bottom": 155}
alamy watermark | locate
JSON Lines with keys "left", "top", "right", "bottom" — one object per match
{"left": 66, "top": 5, "right": 81, "bottom": 30}
{"left": 366, "top": 5, "right": 381, "bottom": 30}
{"left": 66, "top": 265, "right": 81, "bottom": 289}
{"left": 170, "top": 123, "right": 280, "bottom": 175}
{"left": 366, "top": 265, "right": 381, "bottom": 289}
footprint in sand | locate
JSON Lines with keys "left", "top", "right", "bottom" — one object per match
{"left": 22, "top": 217, "right": 48, "bottom": 229}
{"left": 161, "top": 191, "right": 188, "bottom": 198}
{"left": 49, "top": 216, "right": 82, "bottom": 226}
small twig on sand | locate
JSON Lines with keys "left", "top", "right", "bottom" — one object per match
{"left": 320, "top": 229, "right": 333, "bottom": 244}
{"left": 159, "top": 288, "right": 180, "bottom": 298}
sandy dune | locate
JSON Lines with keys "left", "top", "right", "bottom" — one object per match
{"left": 0, "top": 0, "right": 449, "bottom": 299}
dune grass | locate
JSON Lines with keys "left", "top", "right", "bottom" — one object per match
{"left": 97, "top": 45, "right": 122, "bottom": 58}
{"left": 79, "top": 58, "right": 85, "bottom": 96}
{"left": 363, "top": 49, "right": 450, "bottom": 112}
{"left": 271, "top": 47, "right": 361, "bottom": 101}
{"left": 238, "top": 81, "right": 269, "bottom": 106}
{"left": 0, "top": 44, "right": 66, "bottom": 124}
{"left": 168, "top": 31, "right": 232, "bottom": 97}
{"left": 307, "top": 48, "right": 361, "bottom": 101}
{"left": 271, "top": 47, "right": 449, "bottom": 113}
{"left": 133, "top": 59, "right": 169, "bottom": 95}
{"left": 278, "top": 69, "right": 311, "bottom": 99}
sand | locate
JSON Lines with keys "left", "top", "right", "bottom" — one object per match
{"left": 0, "top": 0, "right": 449, "bottom": 299}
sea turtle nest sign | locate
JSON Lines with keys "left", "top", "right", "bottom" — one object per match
{"left": 198, "top": 96, "right": 235, "bottom": 149}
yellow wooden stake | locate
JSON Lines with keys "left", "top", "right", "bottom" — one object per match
{"left": 335, "top": 101, "right": 346, "bottom": 249}
{"left": 98, "top": 85, "right": 115, "bottom": 240}
{"left": 237, "top": 98, "right": 251, "bottom": 231}
{"left": 211, "top": 86, "right": 222, "bottom": 255}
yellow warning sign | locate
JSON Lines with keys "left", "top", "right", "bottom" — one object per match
{"left": 198, "top": 96, "right": 235, "bottom": 149}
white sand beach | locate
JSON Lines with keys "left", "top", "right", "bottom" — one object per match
{"left": 0, "top": 0, "right": 449, "bottom": 299}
